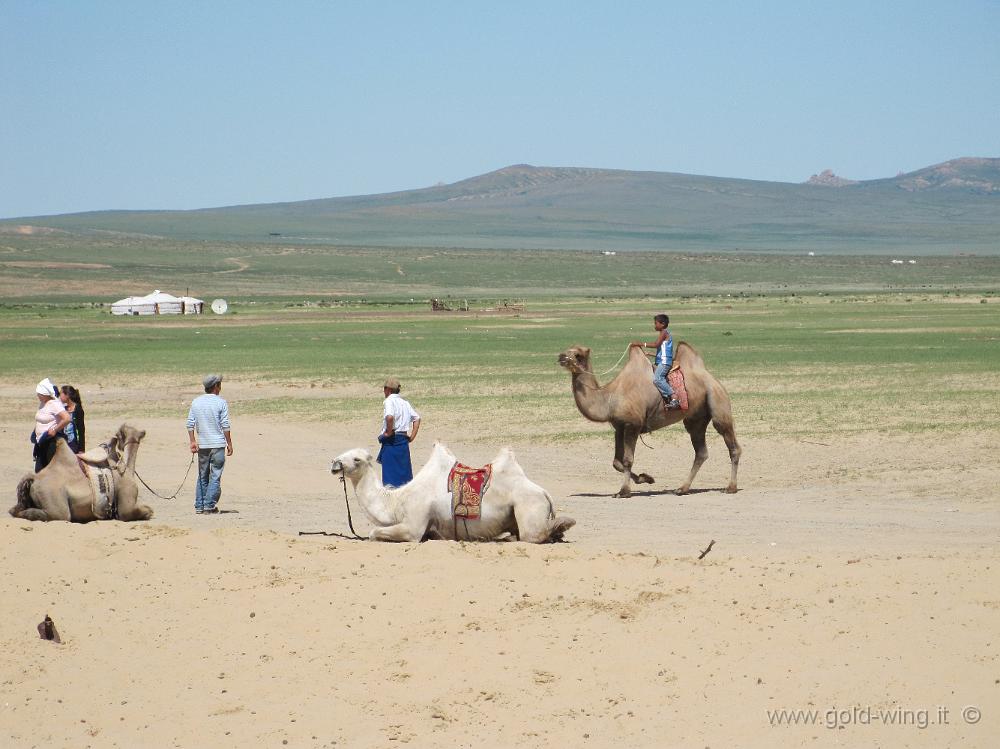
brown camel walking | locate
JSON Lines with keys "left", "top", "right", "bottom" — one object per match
{"left": 557, "top": 343, "right": 741, "bottom": 497}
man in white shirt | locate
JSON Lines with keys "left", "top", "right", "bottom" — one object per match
{"left": 377, "top": 377, "right": 421, "bottom": 487}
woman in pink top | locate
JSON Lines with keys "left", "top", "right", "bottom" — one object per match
{"left": 32, "top": 377, "right": 70, "bottom": 472}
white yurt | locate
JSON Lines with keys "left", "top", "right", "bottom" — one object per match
{"left": 142, "top": 290, "right": 184, "bottom": 314}
{"left": 111, "top": 290, "right": 199, "bottom": 315}
{"left": 111, "top": 295, "right": 157, "bottom": 316}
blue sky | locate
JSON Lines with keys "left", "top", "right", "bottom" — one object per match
{"left": 2, "top": 1, "right": 998, "bottom": 217}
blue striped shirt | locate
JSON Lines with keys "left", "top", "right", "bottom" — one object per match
{"left": 186, "top": 394, "right": 231, "bottom": 448}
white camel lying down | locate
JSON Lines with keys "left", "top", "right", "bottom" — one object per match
{"left": 330, "top": 442, "right": 575, "bottom": 543}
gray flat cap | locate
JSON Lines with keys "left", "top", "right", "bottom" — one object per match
{"left": 203, "top": 373, "right": 223, "bottom": 389}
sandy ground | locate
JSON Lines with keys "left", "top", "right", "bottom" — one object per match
{"left": 2, "top": 386, "right": 999, "bottom": 748}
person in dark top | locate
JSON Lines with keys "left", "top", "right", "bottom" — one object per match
{"left": 59, "top": 385, "right": 86, "bottom": 453}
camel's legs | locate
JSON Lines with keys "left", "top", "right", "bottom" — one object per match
{"left": 677, "top": 411, "right": 711, "bottom": 495}
{"left": 13, "top": 507, "right": 50, "bottom": 521}
{"left": 611, "top": 424, "right": 653, "bottom": 498}
{"left": 611, "top": 424, "right": 625, "bottom": 474}
{"left": 115, "top": 481, "right": 154, "bottom": 521}
{"left": 613, "top": 426, "right": 641, "bottom": 498}
{"left": 33, "top": 500, "right": 71, "bottom": 521}
{"left": 611, "top": 423, "right": 632, "bottom": 497}
{"left": 370, "top": 523, "right": 418, "bottom": 542}
{"left": 712, "top": 419, "right": 741, "bottom": 494}
{"left": 117, "top": 498, "right": 154, "bottom": 521}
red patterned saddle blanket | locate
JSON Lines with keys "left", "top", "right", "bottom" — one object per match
{"left": 448, "top": 462, "right": 492, "bottom": 520}
{"left": 667, "top": 367, "right": 689, "bottom": 411}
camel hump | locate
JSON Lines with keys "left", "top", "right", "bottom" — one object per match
{"left": 490, "top": 447, "right": 525, "bottom": 475}
{"left": 674, "top": 340, "right": 704, "bottom": 368}
{"left": 430, "top": 441, "right": 458, "bottom": 465}
{"left": 77, "top": 446, "right": 111, "bottom": 466}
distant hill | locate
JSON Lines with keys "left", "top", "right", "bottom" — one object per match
{"left": 3, "top": 158, "right": 999, "bottom": 254}
{"left": 880, "top": 157, "right": 1000, "bottom": 193}
{"left": 806, "top": 158, "right": 1000, "bottom": 193}
{"left": 805, "top": 169, "right": 858, "bottom": 187}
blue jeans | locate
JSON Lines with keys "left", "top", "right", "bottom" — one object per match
{"left": 195, "top": 447, "right": 226, "bottom": 511}
{"left": 653, "top": 363, "right": 674, "bottom": 400}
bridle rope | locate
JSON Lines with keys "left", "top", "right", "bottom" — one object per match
{"left": 569, "top": 345, "right": 634, "bottom": 392}
{"left": 594, "top": 345, "right": 632, "bottom": 376}
{"left": 567, "top": 347, "right": 658, "bottom": 450}
{"left": 298, "top": 474, "right": 367, "bottom": 541}
{"left": 135, "top": 451, "right": 195, "bottom": 501}
{"left": 338, "top": 476, "right": 367, "bottom": 540}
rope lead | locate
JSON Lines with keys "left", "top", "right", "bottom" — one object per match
{"left": 135, "top": 453, "right": 195, "bottom": 501}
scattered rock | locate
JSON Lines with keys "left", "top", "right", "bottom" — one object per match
{"left": 37, "top": 615, "right": 61, "bottom": 643}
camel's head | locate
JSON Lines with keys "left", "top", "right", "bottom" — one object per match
{"left": 116, "top": 423, "right": 147, "bottom": 446}
{"left": 331, "top": 448, "right": 374, "bottom": 480}
{"left": 557, "top": 345, "right": 592, "bottom": 375}
{"left": 109, "top": 423, "right": 146, "bottom": 473}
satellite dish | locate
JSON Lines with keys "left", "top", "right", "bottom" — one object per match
{"left": 211, "top": 299, "right": 229, "bottom": 315}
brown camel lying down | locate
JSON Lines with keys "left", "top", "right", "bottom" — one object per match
{"left": 11, "top": 424, "right": 153, "bottom": 522}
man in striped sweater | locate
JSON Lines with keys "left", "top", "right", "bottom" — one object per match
{"left": 186, "top": 374, "right": 233, "bottom": 514}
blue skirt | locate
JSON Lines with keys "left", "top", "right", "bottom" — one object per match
{"left": 377, "top": 433, "right": 413, "bottom": 488}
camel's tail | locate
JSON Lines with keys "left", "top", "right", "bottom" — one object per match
{"left": 540, "top": 488, "right": 575, "bottom": 542}
{"left": 703, "top": 370, "right": 742, "bottom": 492}
{"left": 10, "top": 475, "right": 35, "bottom": 516}
{"left": 677, "top": 341, "right": 731, "bottom": 427}
{"left": 703, "top": 372, "right": 736, "bottom": 435}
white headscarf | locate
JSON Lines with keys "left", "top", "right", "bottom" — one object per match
{"left": 35, "top": 378, "right": 58, "bottom": 398}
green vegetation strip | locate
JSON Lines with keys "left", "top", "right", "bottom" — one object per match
{"left": 1, "top": 295, "right": 997, "bottom": 440}
{"left": 2, "top": 235, "right": 1000, "bottom": 302}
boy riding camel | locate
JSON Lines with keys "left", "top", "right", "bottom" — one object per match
{"left": 630, "top": 314, "right": 681, "bottom": 410}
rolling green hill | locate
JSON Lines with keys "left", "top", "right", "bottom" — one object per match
{"left": 3, "top": 158, "right": 999, "bottom": 254}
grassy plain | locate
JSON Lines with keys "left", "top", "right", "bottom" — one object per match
{"left": 2, "top": 294, "right": 998, "bottom": 442}
{"left": 2, "top": 234, "right": 1000, "bottom": 302}
{"left": 2, "top": 236, "right": 999, "bottom": 442}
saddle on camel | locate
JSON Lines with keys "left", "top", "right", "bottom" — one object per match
{"left": 449, "top": 461, "right": 492, "bottom": 521}
{"left": 74, "top": 443, "right": 123, "bottom": 519}
{"left": 665, "top": 365, "right": 690, "bottom": 412}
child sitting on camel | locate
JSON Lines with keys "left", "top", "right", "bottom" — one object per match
{"left": 630, "top": 314, "right": 681, "bottom": 410}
